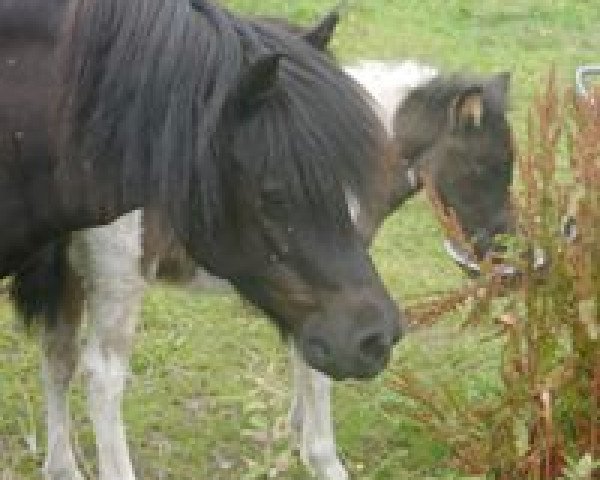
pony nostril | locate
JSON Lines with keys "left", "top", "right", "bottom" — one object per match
{"left": 305, "top": 337, "right": 330, "bottom": 368}
{"left": 358, "top": 333, "right": 387, "bottom": 363}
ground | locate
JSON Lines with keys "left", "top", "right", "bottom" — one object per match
{"left": 0, "top": 0, "right": 598, "bottom": 479}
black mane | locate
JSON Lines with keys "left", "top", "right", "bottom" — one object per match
{"left": 231, "top": 19, "right": 385, "bottom": 223}
{"left": 59, "top": 0, "right": 384, "bottom": 244}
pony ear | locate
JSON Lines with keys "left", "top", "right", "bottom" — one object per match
{"left": 450, "top": 86, "right": 484, "bottom": 129}
{"left": 486, "top": 71, "right": 511, "bottom": 110}
{"left": 302, "top": 7, "right": 341, "bottom": 50}
{"left": 237, "top": 53, "right": 284, "bottom": 108}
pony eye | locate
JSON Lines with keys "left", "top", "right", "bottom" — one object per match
{"left": 260, "top": 184, "right": 289, "bottom": 217}
{"left": 262, "top": 189, "right": 286, "bottom": 205}
{"left": 261, "top": 180, "right": 288, "bottom": 204}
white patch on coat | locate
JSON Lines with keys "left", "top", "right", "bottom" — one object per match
{"left": 344, "top": 60, "right": 438, "bottom": 135}
{"left": 340, "top": 61, "right": 438, "bottom": 234}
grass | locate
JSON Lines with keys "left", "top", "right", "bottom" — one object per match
{"left": 1, "top": 0, "right": 598, "bottom": 478}
{"left": 226, "top": 0, "right": 600, "bottom": 131}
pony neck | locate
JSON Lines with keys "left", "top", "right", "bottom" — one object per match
{"left": 353, "top": 146, "right": 422, "bottom": 245}
{"left": 386, "top": 157, "right": 423, "bottom": 215}
{"left": 0, "top": 142, "right": 142, "bottom": 278}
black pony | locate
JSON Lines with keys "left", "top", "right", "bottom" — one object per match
{"left": 1, "top": 0, "right": 401, "bottom": 378}
{"left": 0, "top": 1, "right": 519, "bottom": 477}
{"left": 5, "top": 3, "right": 400, "bottom": 478}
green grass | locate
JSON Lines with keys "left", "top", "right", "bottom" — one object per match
{"left": 1, "top": 0, "right": 598, "bottom": 478}
{"left": 226, "top": 0, "right": 599, "bottom": 130}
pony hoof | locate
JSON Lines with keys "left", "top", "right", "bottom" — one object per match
{"left": 301, "top": 447, "right": 349, "bottom": 480}
{"left": 314, "top": 461, "right": 349, "bottom": 480}
{"left": 43, "top": 468, "right": 85, "bottom": 480}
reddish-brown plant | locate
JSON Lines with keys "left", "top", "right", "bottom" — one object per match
{"left": 395, "top": 71, "right": 600, "bottom": 479}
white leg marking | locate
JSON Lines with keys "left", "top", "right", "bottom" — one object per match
{"left": 289, "top": 342, "right": 348, "bottom": 480}
{"left": 289, "top": 342, "right": 305, "bottom": 452}
{"left": 72, "top": 210, "right": 145, "bottom": 480}
{"left": 41, "top": 316, "right": 84, "bottom": 480}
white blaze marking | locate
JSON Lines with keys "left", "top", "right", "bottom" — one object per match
{"left": 407, "top": 167, "right": 418, "bottom": 189}
{"left": 344, "top": 188, "right": 361, "bottom": 225}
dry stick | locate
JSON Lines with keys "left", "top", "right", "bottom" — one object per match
{"left": 405, "top": 273, "right": 515, "bottom": 328}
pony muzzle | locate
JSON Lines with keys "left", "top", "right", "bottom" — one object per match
{"left": 443, "top": 238, "right": 550, "bottom": 278}
{"left": 295, "top": 290, "right": 403, "bottom": 380}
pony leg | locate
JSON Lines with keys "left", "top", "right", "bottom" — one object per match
{"left": 41, "top": 289, "right": 85, "bottom": 480}
{"left": 289, "top": 342, "right": 348, "bottom": 480}
{"left": 72, "top": 211, "right": 144, "bottom": 480}
{"left": 289, "top": 340, "right": 305, "bottom": 452}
